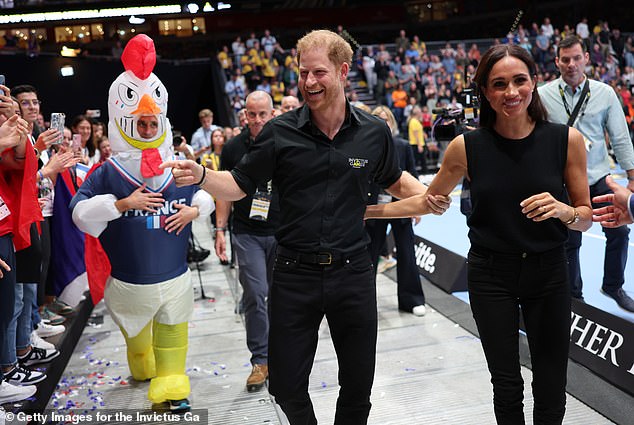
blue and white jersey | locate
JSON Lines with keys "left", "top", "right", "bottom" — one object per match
{"left": 70, "top": 158, "right": 195, "bottom": 285}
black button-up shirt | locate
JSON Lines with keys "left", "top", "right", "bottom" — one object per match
{"left": 232, "top": 103, "right": 402, "bottom": 253}
{"left": 220, "top": 129, "right": 280, "bottom": 236}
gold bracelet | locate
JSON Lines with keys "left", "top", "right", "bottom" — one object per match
{"left": 563, "top": 207, "right": 579, "bottom": 225}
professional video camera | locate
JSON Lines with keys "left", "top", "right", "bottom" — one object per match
{"left": 431, "top": 88, "right": 479, "bottom": 142}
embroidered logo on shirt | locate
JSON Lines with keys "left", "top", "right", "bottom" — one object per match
{"left": 348, "top": 158, "right": 369, "bottom": 169}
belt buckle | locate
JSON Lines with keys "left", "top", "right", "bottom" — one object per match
{"left": 317, "top": 252, "right": 332, "bottom": 265}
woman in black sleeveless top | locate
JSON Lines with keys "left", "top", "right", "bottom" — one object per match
{"left": 366, "top": 45, "right": 592, "bottom": 424}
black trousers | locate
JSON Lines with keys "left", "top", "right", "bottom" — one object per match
{"left": 269, "top": 249, "right": 377, "bottom": 425}
{"left": 468, "top": 245, "right": 570, "bottom": 425}
{"left": 366, "top": 218, "right": 425, "bottom": 311}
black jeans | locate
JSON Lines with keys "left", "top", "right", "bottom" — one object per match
{"left": 566, "top": 175, "right": 630, "bottom": 298}
{"left": 269, "top": 249, "right": 377, "bottom": 425}
{"left": 468, "top": 245, "right": 570, "bottom": 425}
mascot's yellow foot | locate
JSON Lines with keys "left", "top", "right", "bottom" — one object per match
{"left": 127, "top": 349, "right": 156, "bottom": 381}
{"left": 148, "top": 374, "right": 190, "bottom": 404}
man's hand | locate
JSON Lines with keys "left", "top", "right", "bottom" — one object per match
{"left": 115, "top": 184, "right": 165, "bottom": 213}
{"left": 159, "top": 160, "right": 204, "bottom": 187}
{"left": 0, "top": 256, "right": 11, "bottom": 278}
{"left": 34, "top": 128, "right": 61, "bottom": 151}
{"left": 164, "top": 204, "right": 199, "bottom": 235}
{"left": 592, "top": 175, "right": 633, "bottom": 227}
{"left": 0, "top": 115, "right": 29, "bottom": 151}
{"left": 214, "top": 231, "right": 228, "bottom": 263}
{"left": 0, "top": 85, "right": 16, "bottom": 120}
{"left": 426, "top": 194, "right": 451, "bottom": 215}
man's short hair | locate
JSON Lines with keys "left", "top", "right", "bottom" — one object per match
{"left": 11, "top": 84, "right": 38, "bottom": 98}
{"left": 297, "top": 29, "right": 353, "bottom": 68}
{"left": 198, "top": 109, "right": 213, "bottom": 119}
{"left": 557, "top": 36, "right": 586, "bottom": 57}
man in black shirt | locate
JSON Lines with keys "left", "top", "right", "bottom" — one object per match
{"left": 162, "top": 29, "right": 448, "bottom": 425}
{"left": 215, "top": 91, "right": 279, "bottom": 392}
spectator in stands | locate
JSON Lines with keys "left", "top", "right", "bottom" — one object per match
{"left": 408, "top": 105, "right": 427, "bottom": 174}
{"left": 261, "top": 29, "right": 277, "bottom": 55}
{"left": 468, "top": 43, "right": 481, "bottom": 67}
{"left": 97, "top": 136, "right": 111, "bottom": 163}
{"left": 576, "top": 17, "right": 590, "bottom": 43}
{"left": 539, "top": 36, "right": 634, "bottom": 312}
{"left": 367, "top": 43, "right": 592, "bottom": 425}
{"left": 384, "top": 70, "right": 399, "bottom": 108}
{"left": 535, "top": 28, "right": 550, "bottom": 70}
{"left": 231, "top": 36, "right": 245, "bottom": 70}
{"left": 201, "top": 128, "right": 225, "bottom": 172}
{"left": 395, "top": 29, "right": 409, "bottom": 57}
{"left": 225, "top": 69, "right": 246, "bottom": 101}
{"left": 218, "top": 45, "right": 233, "bottom": 79}
{"left": 71, "top": 115, "right": 98, "bottom": 166}
{"left": 391, "top": 83, "right": 408, "bottom": 130}
{"left": 541, "top": 17, "right": 554, "bottom": 38}
{"left": 190, "top": 109, "right": 219, "bottom": 160}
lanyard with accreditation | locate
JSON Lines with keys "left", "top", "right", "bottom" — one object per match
{"left": 559, "top": 79, "right": 590, "bottom": 127}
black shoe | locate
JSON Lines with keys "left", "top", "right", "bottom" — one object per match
{"left": 601, "top": 287, "right": 634, "bottom": 312}
{"left": 169, "top": 398, "right": 191, "bottom": 413}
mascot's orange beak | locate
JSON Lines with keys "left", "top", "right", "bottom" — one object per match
{"left": 131, "top": 94, "right": 161, "bottom": 116}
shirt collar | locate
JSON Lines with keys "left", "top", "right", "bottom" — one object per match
{"left": 558, "top": 75, "right": 587, "bottom": 95}
{"left": 297, "top": 100, "right": 360, "bottom": 133}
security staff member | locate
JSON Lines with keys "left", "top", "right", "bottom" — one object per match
{"left": 215, "top": 91, "right": 279, "bottom": 392}
{"left": 162, "top": 29, "right": 449, "bottom": 425}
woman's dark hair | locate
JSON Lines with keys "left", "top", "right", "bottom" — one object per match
{"left": 71, "top": 114, "right": 96, "bottom": 157}
{"left": 474, "top": 44, "right": 548, "bottom": 128}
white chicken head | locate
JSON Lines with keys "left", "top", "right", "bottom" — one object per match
{"left": 108, "top": 34, "right": 173, "bottom": 178}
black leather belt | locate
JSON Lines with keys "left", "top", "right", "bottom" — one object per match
{"left": 276, "top": 246, "right": 366, "bottom": 266}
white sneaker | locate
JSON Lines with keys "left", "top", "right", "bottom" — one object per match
{"left": 17, "top": 346, "right": 60, "bottom": 366}
{"left": 0, "top": 380, "right": 37, "bottom": 403}
{"left": 31, "top": 330, "right": 56, "bottom": 350}
{"left": 412, "top": 305, "right": 427, "bottom": 316}
{"left": 35, "top": 322, "right": 65, "bottom": 338}
{"left": 4, "top": 364, "right": 46, "bottom": 386}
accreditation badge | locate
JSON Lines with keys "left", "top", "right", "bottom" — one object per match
{"left": 249, "top": 191, "right": 271, "bottom": 221}
{"left": 0, "top": 195, "right": 10, "bottom": 221}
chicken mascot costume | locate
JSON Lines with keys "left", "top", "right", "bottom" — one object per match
{"left": 70, "top": 34, "right": 213, "bottom": 412}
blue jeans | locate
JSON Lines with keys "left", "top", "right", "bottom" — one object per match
{"left": 1, "top": 282, "right": 37, "bottom": 368}
{"left": 566, "top": 175, "right": 630, "bottom": 298}
{"left": 468, "top": 245, "right": 570, "bottom": 425}
{"left": 0, "top": 234, "right": 16, "bottom": 380}
{"left": 232, "top": 233, "right": 277, "bottom": 365}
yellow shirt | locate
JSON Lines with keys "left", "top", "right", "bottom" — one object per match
{"left": 201, "top": 152, "right": 221, "bottom": 171}
{"left": 408, "top": 118, "right": 425, "bottom": 147}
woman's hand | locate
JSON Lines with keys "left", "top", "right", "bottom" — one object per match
{"left": 164, "top": 204, "right": 199, "bottom": 235}
{"left": 520, "top": 192, "right": 573, "bottom": 222}
{"left": 427, "top": 194, "right": 451, "bottom": 215}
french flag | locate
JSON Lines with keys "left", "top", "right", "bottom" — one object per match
{"left": 48, "top": 168, "right": 110, "bottom": 307}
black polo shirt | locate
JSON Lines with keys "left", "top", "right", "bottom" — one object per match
{"left": 220, "top": 130, "right": 280, "bottom": 236}
{"left": 232, "top": 103, "right": 402, "bottom": 253}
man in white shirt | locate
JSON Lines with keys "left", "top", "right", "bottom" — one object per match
{"left": 190, "top": 109, "right": 219, "bottom": 160}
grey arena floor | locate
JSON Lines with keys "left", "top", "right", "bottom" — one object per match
{"left": 47, "top": 220, "right": 615, "bottom": 425}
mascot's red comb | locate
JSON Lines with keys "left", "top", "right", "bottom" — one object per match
{"left": 121, "top": 34, "right": 156, "bottom": 80}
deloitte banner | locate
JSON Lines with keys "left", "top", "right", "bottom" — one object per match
{"left": 570, "top": 299, "right": 634, "bottom": 395}
{"left": 412, "top": 235, "right": 468, "bottom": 293}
